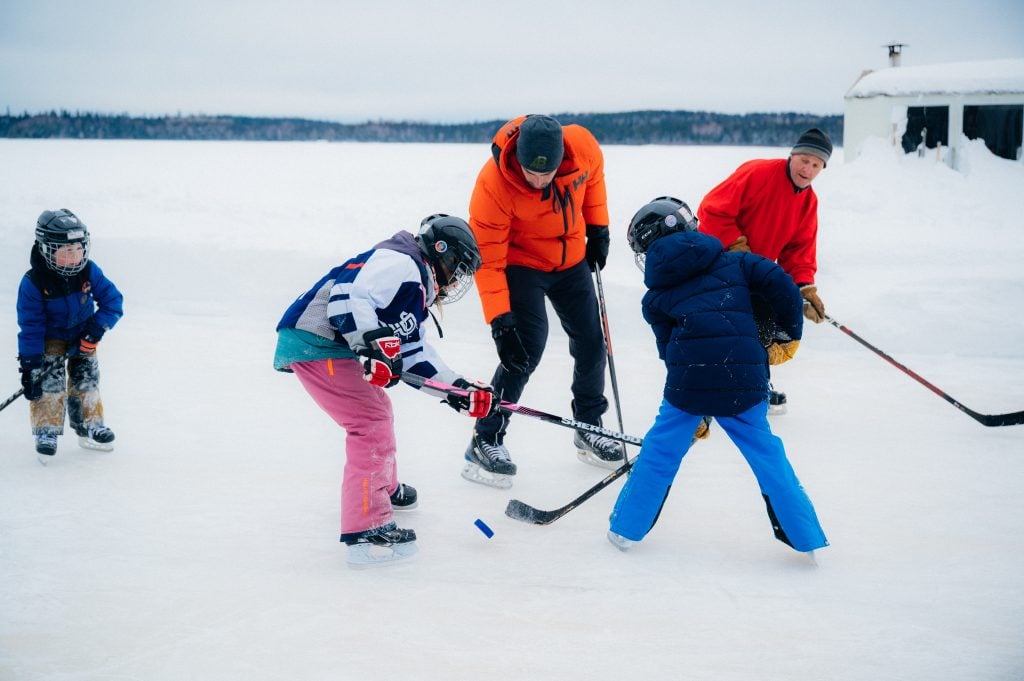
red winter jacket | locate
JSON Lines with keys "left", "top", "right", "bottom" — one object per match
{"left": 469, "top": 116, "right": 608, "bottom": 323}
{"left": 697, "top": 158, "right": 819, "bottom": 285}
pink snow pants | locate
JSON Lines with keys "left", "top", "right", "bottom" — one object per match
{"left": 291, "top": 358, "right": 398, "bottom": 535}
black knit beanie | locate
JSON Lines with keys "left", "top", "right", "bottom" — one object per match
{"left": 516, "top": 115, "right": 564, "bottom": 173}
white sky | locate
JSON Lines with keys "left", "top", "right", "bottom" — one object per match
{"left": 1, "top": 0, "right": 1023, "bottom": 122}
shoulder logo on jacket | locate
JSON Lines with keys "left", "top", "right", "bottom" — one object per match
{"left": 389, "top": 311, "right": 418, "bottom": 338}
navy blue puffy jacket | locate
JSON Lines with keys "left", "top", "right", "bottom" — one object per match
{"left": 642, "top": 231, "right": 803, "bottom": 416}
{"left": 17, "top": 248, "right": 124, "bottom": 357}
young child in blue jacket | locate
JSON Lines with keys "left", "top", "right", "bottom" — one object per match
{"left": 608, "top": 197, "right": 827, "bottom": 558}
{"left": 16, "top": 209, "right": 124, "bottom": 457}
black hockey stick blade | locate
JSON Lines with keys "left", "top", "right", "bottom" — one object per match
{"left": 505, "top": 460, "right": 633, "bottom": 526}
{"left": 973, "top": 409, "right": 1024, "bottom": 427}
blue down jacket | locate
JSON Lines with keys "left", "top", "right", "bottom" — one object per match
{"left": 641, "top": 230, "right": 803, "bottom": 416}
{"left": 17, "top": 247, "right": 124, "bottom": 358}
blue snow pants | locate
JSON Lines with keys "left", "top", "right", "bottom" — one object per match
{"left": 475, "top": 260, "right": 608, "bottom": 441}
{"left": 609, "top": 399, "right": 828, "bottom": 552}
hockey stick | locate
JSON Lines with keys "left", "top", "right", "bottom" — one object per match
{"left": 0, "top": 388, "right": 25, "bottom": 413}
{"left": 825, "top": 315, "right": 1024, "bottom": 427}
{"left": 594, "top": 268, "right": 627, "bottom": 442}
{"left": 505, "top": 459, "right": 634, "bottom": 525}
{"left": 401, "top": 372, "right": 644, "bottom": 446}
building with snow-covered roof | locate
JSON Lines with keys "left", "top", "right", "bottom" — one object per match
{"left": 843, "top": 55, "right": 1024, "bottom": 169}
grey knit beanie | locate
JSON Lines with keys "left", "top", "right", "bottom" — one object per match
{"left": 791, "top": 128, "right": 833, "bottom": 165}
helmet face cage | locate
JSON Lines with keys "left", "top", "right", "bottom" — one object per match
{"left": 627, "top": 196, "right": 697, "bottom": 272}
{"left": 417, "top": 214, "right": 482, "bottom": 304}
{"left": 35, "top": 209, "right": 91, "bottom": 276}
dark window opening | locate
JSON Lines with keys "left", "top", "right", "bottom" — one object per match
{"left": 964, "top": 105, "right": 1023, "bottom": 160}
{"left": 901, "top": 106, "right": 949, "bottom": 153}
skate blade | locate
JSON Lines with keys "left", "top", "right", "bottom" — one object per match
{"left": 768, "top": 404, "right": 787, "bottom": 416}
{"left": 37, "top": 454, "right": 53, "bottom": 467}
{"left": 78, "top": 436, "right": 114, "bottom": 452}
{"left": 391, "top": 501, "right": 418, "bottom": 512}
{"left": 576, "top": 449, "right": 624, "bottom": 470}
{"left": 460, "top": 462, "right": 513, "bottom": 489}
{"left": 346, "top": 541, "right": 418, "bottom": 569}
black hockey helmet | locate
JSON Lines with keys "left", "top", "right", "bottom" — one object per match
{"left": 415, "top": 214, "right": 482, "bottom": 303}
{"left": 626, "top": 196, "right": 698, "bottom": 271}
{"left": 35, "top": 208, "right": 91, "bottom": 275}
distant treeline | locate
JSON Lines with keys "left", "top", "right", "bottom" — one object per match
{"left": 0, "top": 110, "right": 843, "bottom": 146}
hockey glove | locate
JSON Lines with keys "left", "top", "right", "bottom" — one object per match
{"left": 693, "top": 416, "right": 712, "bottom": 441}
{"left": 799, "top": 284, "right": 825, "bottom": 324}
{"left": 445, "top": 378, "right": 498, "bottom": 418}
{"left": 18, "top": 355, "right": 44, "bottom": 401}
{"left": 726, "top": 236, "right": 751, "bottom": 253}
{"left": 78, "top": 320, "right": 105, "bottom": 355}
{"left": 491, "top": 312, "right": 530, "bottom": 374}
{"left": 358, "top": 328, "right": 403, "bottom": 388}
{"left": 585, "top": 224, "right": 610, "bottom": 272}
{"left": 766, "top": 340, "right": 800, "bottom": 365}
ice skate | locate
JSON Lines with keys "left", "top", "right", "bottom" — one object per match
{"left": 768, "top": 384, "right": 787, "bottom": 415}
{"left": 35, "top": 432, "right": 58, "bottom": 457}
{"left": 574, "top": 429, "right": 625, "bottom": 469}
{"left": 461, "top": 433, "right": 516, "bottom": 489}
{"left": 389, "top": 483, "right": 418, "bottom": 511}
{"left": 607, "top": 530, "right": 634, "bottom": 552}
{"left": 342, "top": 523, "right": 418, "bottom": 568}
{"left": 76, "top": 425, "right": 115, "bottom": 451}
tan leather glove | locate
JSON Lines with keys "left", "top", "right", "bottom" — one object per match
{"left": 726, "top": 236, "right": 751, "bottom": 253}
{"left": 766, "top": 340, "right": 800, "bottom": 365}
{"left": 800, "top": 285, "right": 825, "bottom": 323}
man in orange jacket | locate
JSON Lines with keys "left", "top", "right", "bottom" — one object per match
{"left": 697, "top": 127, "right": 832, "bottom": 414}
{"left": 461, "top": 114, "right": 623, "bottom": 488}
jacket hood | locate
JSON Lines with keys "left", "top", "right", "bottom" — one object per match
{"left": 373, "top": 230, "right": 436, "bottom": 304}
{"left": 643, "top": 231, "right": 722, "bottom": 290}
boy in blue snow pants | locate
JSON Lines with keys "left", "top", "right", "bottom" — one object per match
{"left": 608, "top": 197, "right": 827, "bottom": 555}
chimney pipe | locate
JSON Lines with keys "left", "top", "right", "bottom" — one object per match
{"left": 885, "top": 42, "right": 907, "bottom": 67}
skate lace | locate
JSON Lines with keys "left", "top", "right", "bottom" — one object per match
{"left": 581, "top": 432, "right": 620, "bottom": 453}
{"left": 479, "top": 440, "right": 511, "bottom": 463}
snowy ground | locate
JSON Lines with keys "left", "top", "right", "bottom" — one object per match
{"left": 1, "top": 138, "right": 1022, "bottom": 681}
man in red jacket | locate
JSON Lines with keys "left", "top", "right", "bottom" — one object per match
{"left": 697, "top": 128, "right": 832, "bottom": 413}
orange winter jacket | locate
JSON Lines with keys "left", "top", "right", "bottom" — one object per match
{"left": 469, "top": 116, "right": 609, "bottom": 323}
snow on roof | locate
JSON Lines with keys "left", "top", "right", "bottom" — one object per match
{"left": 846, "top": 58, "right": 1024, "bottom": 98}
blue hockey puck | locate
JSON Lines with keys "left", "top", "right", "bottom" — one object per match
{"left": 474, "top": 518, "right": 494, "bottom": 538}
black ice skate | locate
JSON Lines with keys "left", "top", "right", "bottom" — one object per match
{"left": 35, "top": 432, "right": 58, "bottom": 457}
{"left": 574, "top": 430, "right": 626, "bottom": 469}
{"left": 341, "top": 523, "right": 418, "bottom": 568}
{"left": 768, "top": 385, "right": 787, "bottom": 416}
{"left": 462, "top": 433, "right": 516, "bottom": 489}
{"left": 76, "top": 425, "right": 115, "bottom": 451}
{"left": 390, "top": 483, "right": 418, "bottom": 511}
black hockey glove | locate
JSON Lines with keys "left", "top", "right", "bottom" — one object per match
{"left": 585, "top": 224, "right": 610, "bottom": 272}
{"left": 18, "top": 355, "right": 44, "bottom": 401}
{"left": 357, "top": 328, "right": 403, "bottom": 388}
{"left": 78, "top": 319, "right": 106, "bottom": 355}
{"left": 445, "top": 378, "right": 498, "bottom": 418}
{"left": 491, "top": 312, "right": 530, "bottom": 374}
